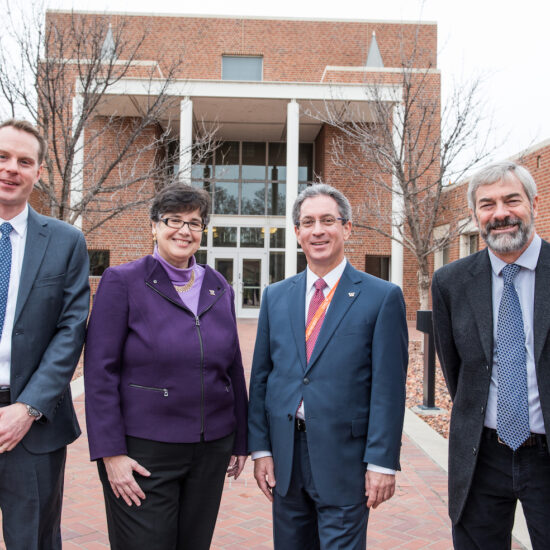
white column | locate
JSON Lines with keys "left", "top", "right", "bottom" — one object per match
{"left": 71, "top": 94, "right": 84, "bottom": 229}
{"left": 179, "top": 97, "right": 193, "bottom": 184}
{"left": 285, "top": 99, "right": 299, "bottom": 278}
{"left": 390, "top": 102, "right": 404, "bottom": 288}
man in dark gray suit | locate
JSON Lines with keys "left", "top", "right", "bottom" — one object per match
{"left": 0, "top": 119, "right": 89, "bottom": 549}
{"left": 432, "top": 161, "right": 550, "bottom": 550}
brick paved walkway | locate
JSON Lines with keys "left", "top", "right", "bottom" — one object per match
{"left": 0, "top": 320, "right": 526, "bottom": 549}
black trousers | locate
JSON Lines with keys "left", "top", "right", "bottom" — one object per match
{"left": 0, "top": 439, "right": 66, "bottom": 550}
{"left": 453, "top": 429, "right": 550, "bottom": 550}
{"left": 97, "top": 433, "right": 234, "bottom": 550}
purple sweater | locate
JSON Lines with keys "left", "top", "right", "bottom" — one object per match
{"left": 153, "top": 248, "right": 205, "bottom": 315}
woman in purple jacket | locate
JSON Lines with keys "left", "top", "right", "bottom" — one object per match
{"left": 84, "top": 184, "right": 248, "bottom": 550}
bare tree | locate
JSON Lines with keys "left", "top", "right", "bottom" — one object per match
{"left": 308, "top": 38, "right": 495, "bottom": 310}
{"left": 0, "top": 3, "right": 217, "bottom": 234}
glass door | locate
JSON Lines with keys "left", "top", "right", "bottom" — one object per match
{"left": 237, "top": 251, "right": 267, "bottom": 318}
{"left": 210, "top": 251, "right": 237, "bottom": 299}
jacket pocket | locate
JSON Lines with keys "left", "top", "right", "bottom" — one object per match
{"left": 33, "top": 273, "right": 66, "bottom": 287}
{"left": 129, "top": 383, "right": 169, "bottom": 397}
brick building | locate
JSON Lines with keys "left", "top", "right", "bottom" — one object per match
{"left": 44, "top": 10, "right": 439, "bottom": 318}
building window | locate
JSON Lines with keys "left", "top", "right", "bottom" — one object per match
{"left": 441, "top": 246, "right": 450, "bottom": 265}
{"left": 297, "top": 251, "right": 307, "bottom": 273}
{"left": 192, "top": 141, "right": 314, "bottom": 217}
{"left": 458, "top": 218, "right": 479, "bottom": 259}
{"left": 222, "top": 56, "right": 263, "bottom": 81}
{"left": 89, "top": 250, "right": 110, "bottom": 276}
{"left": 434, "top": 224, "right": 451, "bottom": 270}
{"left": 212, "top": 226, "right": 237, "bottom": 247}
{"left": 195, "top": 249, "right": 207, "bottom": 265}
{"left": 365, "top": 255, "right": 390, "bottom": 281}
{"left": 468, "top": 233, "right": 479, "bottom": 255}
{"left": 269, "top": 251, "right": 285, "bottom": 284}
{"left": 269, "top": 227, "right": 285, "bottom": 248}
{"left": 240, "top": 227, "right": 265, "bottom": 248}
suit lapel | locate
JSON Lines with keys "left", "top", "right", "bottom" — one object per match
{"left": 305, "top": 263, "right": 361, "bottom": 373}
{"left": 288, "top": 271, "right": 307, "bottom": 371}
{"left": 145, "top": 260, "right": 183, "bottom": 306}
{"left": 464, "top": 250, "right": 493, "bottom": 366}
{"left": 534, "top": 240, "right": 550, "bottom": 366}
{"left": 14, "top": 208, "right": 50, "bottom": 324}
{"left": 197, "top": 267, "right": 226, "bottom": 314}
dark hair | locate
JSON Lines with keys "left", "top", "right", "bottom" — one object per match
{"left": 0, "top": 119, "right": 47, "bottom": 164}
{"left": 150, "top": 184, "right": 211, "bottom": 224}
{"left": 292, "top": 183, "right": 352, "bottom": 225}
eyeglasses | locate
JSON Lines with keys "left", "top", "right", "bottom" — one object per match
{"left": 160, "top": 217, "right": 206, "bottom": 232}
{"left": 296, "top": 216, "right": 348, "bottom": 228}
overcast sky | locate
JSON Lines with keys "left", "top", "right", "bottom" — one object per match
{"left": 50, "top": 0, "right": 550, "bottom": 164}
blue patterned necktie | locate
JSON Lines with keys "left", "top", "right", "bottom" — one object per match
{"left": 0, "top": 222, "right": 13, "bottom": 342}
{"left": 496, "top": 263, "right": 530, "bottom": 450}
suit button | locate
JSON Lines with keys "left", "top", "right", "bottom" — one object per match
{"left": 480, "top": 406, "right": 485, "bottom": 415}
{"left": 485, "top": 365, "right": 489, "bottom": 371}
{"left": 288, "top": 414, "right": 293, "bottom": 421}
{"left": 303, "top": 378, "right": 310, "bottom": 385}
{"left": 472, "top": 447, "right": 477, "bottom": 455}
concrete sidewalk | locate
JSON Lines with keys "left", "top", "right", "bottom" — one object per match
{"left": 0, "top": 320, "right": 528, "bottom": 549}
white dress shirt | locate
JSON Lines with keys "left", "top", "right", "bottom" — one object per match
{"left": 485, "top": 234, "right": 545, "bottom": 434}
{"left": 0, "top": 205, "right": 29, "bottom": 386}
{"left": 253, "top": 257, "right": 395, "bottom": 475}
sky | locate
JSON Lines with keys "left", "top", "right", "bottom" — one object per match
{"left": 46, "top": 0, "right": 550, "bottom": 164}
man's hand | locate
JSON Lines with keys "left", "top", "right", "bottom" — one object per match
{"left": 103, "top": 455, "right": 151, "bottom": 507}
{"left": 365, "top": 470, "right": 395, "bottom": 509}
{"left": 0, "top": 403, "right": 34, "bottom": 452}
{"left": 253, "top": 456, "right": 277, "bottom": 502}
{"left": 227, "top": 455, "right": 247, "bottom": 480}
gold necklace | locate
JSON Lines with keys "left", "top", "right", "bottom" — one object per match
{"left": 174, "top": 270, "right": 195, "bottom": 293}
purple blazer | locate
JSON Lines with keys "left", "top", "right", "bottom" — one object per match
{"left": 84, "top": 255, "right": 248, "bottom": 460}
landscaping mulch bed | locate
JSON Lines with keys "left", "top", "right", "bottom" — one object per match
{"left": 406, "top": 341, "right": 451, "bottom": 439}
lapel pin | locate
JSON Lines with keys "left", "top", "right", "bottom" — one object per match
{"left": 209, "top": 290, "right": 216, "bottom": 296}
{"left": 348, "top": 292, "right": 355, "bottom": 297}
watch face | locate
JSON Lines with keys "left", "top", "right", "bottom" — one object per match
{"left": 27, "top": 405, "right": 40, "bottom": 417}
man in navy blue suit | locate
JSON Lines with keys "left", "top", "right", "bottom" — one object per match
{"left": 248, "top": 184, "right": 408, "bottom": 549}
{"left": 0, "top": 120, "right": 89, "bottom": 549}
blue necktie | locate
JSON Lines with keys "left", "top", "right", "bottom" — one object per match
{"left": 496, "top": 263, "right": 530, "bottom": 450}
{"left": 0, "top": 222, "right": 13, "bottom": 342}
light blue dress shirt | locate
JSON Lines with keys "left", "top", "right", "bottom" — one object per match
{"left": 486, "top": 233, "right": 545, "bottom": 434}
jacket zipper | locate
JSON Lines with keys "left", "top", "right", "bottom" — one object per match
{"left": 129, "top": 383, "right": 169, "bottom": 397}
{"left": 145, "top": 281, "right": 226, "bottom": 436}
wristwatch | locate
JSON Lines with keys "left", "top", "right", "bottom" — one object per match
{"left": 25, "top": 404, "right": 42, "bottom": 420}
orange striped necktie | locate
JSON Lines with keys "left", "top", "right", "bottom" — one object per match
{"left": 306, "top": 278, "right": 327, "bottom": 362}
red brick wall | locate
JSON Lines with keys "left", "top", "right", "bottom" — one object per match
{"left": 83, "top": 118, "right": 158, "bottom": 264}
{"left": 47, "top": 12, "right": 437, "bottom": 81}
{"left": 518, "top": 141, "right": 550, "bottom": 241}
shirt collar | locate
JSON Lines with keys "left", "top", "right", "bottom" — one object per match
{"left": 488, "top": 233, "right": 541, "bottom": 276}
{"left": 306, "top": 257, "right": 347, "bottom": 292}
{"left": 0, "top": 204, "right": 28, "bottom": 238}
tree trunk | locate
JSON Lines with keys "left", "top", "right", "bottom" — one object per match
{"left": 417, "top": 258, "right": 431, "bottom": 311}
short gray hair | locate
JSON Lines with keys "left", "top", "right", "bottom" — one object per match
{"left": 292, "top": 183, "right": 352, "bottom": 225}
{"left": 468, "top": 161, "right": 537, "bottom": 210}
